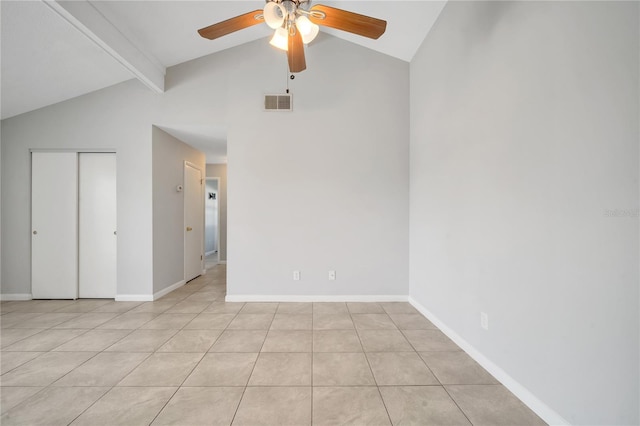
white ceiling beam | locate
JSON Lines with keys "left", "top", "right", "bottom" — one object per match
{"left": 42, "top": 0, "right": 165, "bottom": 93}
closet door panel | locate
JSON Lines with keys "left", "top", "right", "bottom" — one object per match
{"left": 31, "top": 152, "right": 78, "bottom": 299}
{"left": 79, "top": 153, "right": 117, "bottom": 298}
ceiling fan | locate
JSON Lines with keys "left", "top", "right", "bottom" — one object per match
{"left": 197, "top": 1, "right": 387, "bottom": 73}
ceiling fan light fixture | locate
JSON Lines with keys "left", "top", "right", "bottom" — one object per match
{"left": 295, "top": 15, "right": 319, "bottom": 44}
{"left": 298, "top": 20, "right": 319, "bottom": 44}
{"left": 263, "top": 2, "right": 285, "bottom": 29}
{"left": 270, "top": 27, "right": 289, "bottom": 51}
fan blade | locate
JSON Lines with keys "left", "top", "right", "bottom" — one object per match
{"left": 288, "top": 29, "right": 306, "bottom": 73}
{"left": 309, "top": 5, "right": 386, "bottom": 39}
{"left": 198, "top": 10, "right": 264, "bottom": 40}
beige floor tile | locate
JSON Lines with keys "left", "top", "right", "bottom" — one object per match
{"left": 52, "top": 300, "right": 111, "bottom": 313}
{"left": 11, "top": 300, "right": 76, "bottom": 313}
{"left": 232, "top": 386, "right": 311, "bottom": 426}
{"left": 140, "top": 313, "right": 197, "bottom": 329}
{"left": 1, "top": 313, "right": 46, "bottom": 328}
{"left": 358, "top": 329, "right": 414, "bottom": 352}
{"left": 128, "top": 301, "right": 178, "bottom": 313}
{"left": 270, "top": 314, "right": 312, "bottom": 330}
{"left": 0, "top": 387, "right": 44, "bottom": 414}
{"left": 379, "top": 302, "right": 418, "bottom": 314}
{"left": 97, "top": 312, "right": 158, "bottom": 329}
{"left": 104, "top": 329, "right": 177, "bottom": 352}
{"left": 0, "top": 351, "right": 96, "bottom": 386}
{"left": 389, "top": 313, "right": 437, "bottom": 330}
{"left": 209, "top": 330, "right": 267, "bottom": 352}
{"left": 239, "top": 303, "right": 279, "bottom": 314}
{"left": 183, "top": 313, "right": 236, "bottom": 329}
{"left": 52, "top": 329, "right": 130, "bottom": 352}
{"left": 248, "top": 352, "right": 311, "bottom": 386}
{"left": 17, "top": 313, "right": 81, "bottom": 329}
{"left": 276, "top": 302, "right": 312, "bottom": 314}
{"left": 367, "top": 352, "right": 439, "bottom": 385}
{"left": 92, "top": 301, "right": 142, "bottom": 313}
{"left": 313, "top": 313, "right": 355, "bottom": 330}
{"left": 313, "top": 330, "right": 363, "bottom": 352}
{"left": 152, "top": 387, "right": 244, "bottom": 426}
{"left": 52, "top": 312, "right": 119, "bottom": 329}
{"left": 403, "top": 330, "right": 461, "bottom": 351}
{"left": 227, "top": 314, "right": 274, "bottom": 330}
{"left": 420, "top": 351, "right": 499, "bottom": 384}
{"left": 118, "top": 353, "right": 203, "bottom": 386}
{"left": 313, "top": 352, "right": 375, "bottom": 386}
{"left": 3, "top": 329, "right": 88, "bottom": 351}
{"left": 0, "top": 386, "right": 108, "bottom": 426}
{"left": 346, "top": 302, "right": 385, "bottom": 314}
{"left": 446, "top": 385, "right": 546, "bottom": 425}
{"left": 0, "top": 351, "right": 44, "bottom": 374}
{"left": 313, "top": 302, "right": 348, "bottom": 314}
{"left": 380, "top": 386, "right": 471, "bottom": 425}
{"left": 261, "top": 330, "right": 312, "bottom": 352}
{"left": 71, "top": 386, "right": 176, "bottom": 426}
{"left": 165, "top": 301, "right": 210, "bottom": 314}
{"left": 352, "top": 314, "right": 398, "bottom": 330}
{"left": 313, "top": 387, "right": 391, "bottom": 425}
{"left": 183, "top": 352, "right": 257, "bottom": 386}
{"left": 158, "top": 329, "right": 222, "bottom": 352}
{"left": 183, "top": 292, "right": 220, "bottom": 302}
{"left": 202, "top": 302, "right": 245, "bottom": 314}
{"left": 0, "top": 328, "right": 43, "bottom": 347}
{"left": 53, "top": 352, "right": 150, "bottom": 386}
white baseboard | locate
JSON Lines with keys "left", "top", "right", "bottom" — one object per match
{"left": 408, "top": 296, "right": 569, "bottom": 426}
{"left": 153, "top": 280, "right": 185, "bottom": 301}
{"left": 115, "top": 294, "right": 154, "bottom": 302}
{"left": 225, "top": 294, "right": 408, "bottom": 302}
{"left": 0, "top": 293, "right": 33, "bottom": 301}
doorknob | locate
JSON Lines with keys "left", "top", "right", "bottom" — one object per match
{"left": 186, "top": 227, "right": 193, "bottom": 232}
{"left": 33, "top": 230, "right": 37, "bottom": 235}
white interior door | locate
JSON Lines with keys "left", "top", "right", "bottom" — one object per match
{"left": 185, "top": 163, "right": 203, "bottom": 281}
{"left": 79, "top": 153, "right": 117, "bottom": 298}
{"left": 31, "top": 152, "right": 78, "bottom": 299}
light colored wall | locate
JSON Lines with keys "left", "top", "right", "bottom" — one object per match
{"left": 1, "top": 34, "right": 409, "bottom": 300}
{"left": 226, "top": 35, "right": 409, "bottom": 298}
{"left": 206, "top": 163, "right": 227, "bottom": 262}
{"left": 152, "top": 126, "right": 205, "bottom": 294}
{"left": 1, "top": 82, "right": 155, "bottom": 298}
{"left": 409, "top": 1, "right": 639, "bottom": 424}
{"left": 204, "top": 179, "right": 219, "bottom": 254}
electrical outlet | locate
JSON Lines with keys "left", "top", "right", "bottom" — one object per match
{"left": 328, "top": 270, "right": 336, "bottom": 280}
{"left": 480, "top": 312, "right": 489, "bottom": 330}
{"left": 293, "top": 271, "right": 300, "bottom": 281}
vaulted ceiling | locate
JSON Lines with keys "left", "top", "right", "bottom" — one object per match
{"left": 1, "top": 1, "right": 446, "bottom": 120}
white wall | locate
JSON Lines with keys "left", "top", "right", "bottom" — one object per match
{"left": 226, "top": 35, "right": 410, "bottom": 299}
{"left": 409, "top": 1, "right": 639, "bottom": 424}
{"left": 1, "top": 34, "right": 409, "bottom": 300}
{"left": 206, "top": 163, "right": 227, "bottom": 262}
{"left": 152, "top": 126, "right": 205, "bottom": 294}
{"left": 204, "top": 179, "right": 219, "bottom": 255}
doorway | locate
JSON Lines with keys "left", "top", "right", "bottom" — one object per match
{"left": 204, "top": 177, "right": 220, "bottom": 269}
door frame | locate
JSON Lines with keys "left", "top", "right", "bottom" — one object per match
{"left": 183, "top": 161, "right": 205, "bottom": 281}
{"left": 205, "top": 177, "right": 221, "bottom": 264}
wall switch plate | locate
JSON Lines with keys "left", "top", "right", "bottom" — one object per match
{"left": 293, "top": 271, "right": 300, "bottom": 281}
{"left": 328, "top": 270, "right": 336, "bottom": 280}
{"left": 480, "top": 312, "right": 489, "bottom": 330}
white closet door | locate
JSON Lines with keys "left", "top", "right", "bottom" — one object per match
{"left": 31, "top": 152, "right": 78, "bottom": 299}
{"left": 79, "top": 153, "right": 117, "bottom": 298}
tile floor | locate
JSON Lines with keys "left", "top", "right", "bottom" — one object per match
{"left": 0, "top": 265, "right": 545, "bottom": 425}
